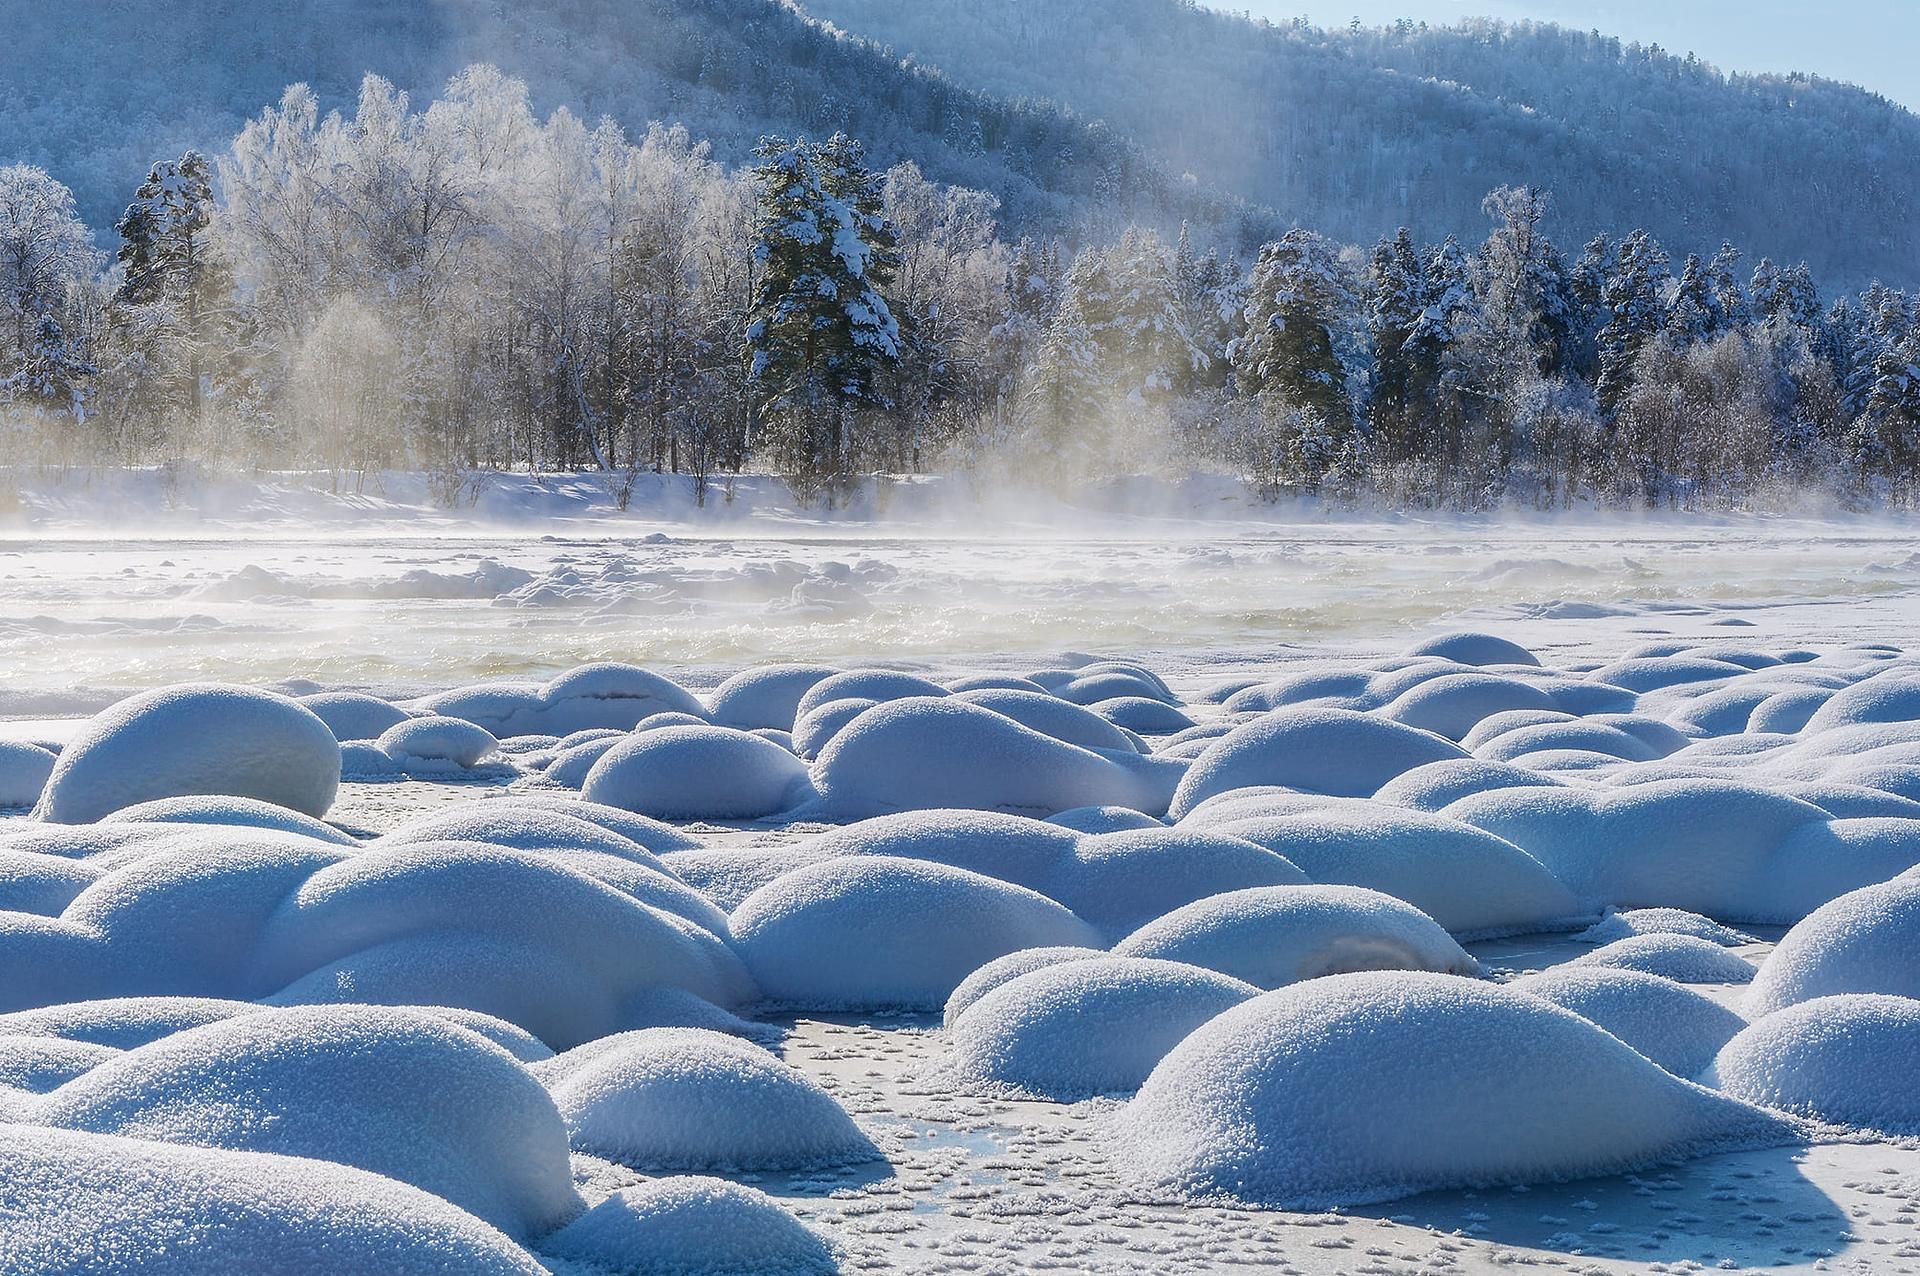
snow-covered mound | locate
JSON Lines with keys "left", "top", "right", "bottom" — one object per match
{"left": 376, "top": 715, "right": 502, "bottom": 772}
{"left": 705, "top": 664, "right": 839, "bottom": 731}
{"left": 953, "top": 687, "right": 1141, "bottom": 752}
{"left": 1168, "top": 708, "right": 1468, "bottom": 817}
{"left": 731, "top": 855, "right": 1100, "bottom": 1009}
{"left": 1514, "top": 967, "right": 1747, "bottom": 1076}
{"left": 1113, "top": 971, "right": 1794, "bottom": 1208}
{"left": 297, "top": 690, "right": 411, "bottom": 740}
{"left": 535, "top": 1027, "right": 878, "bottom": 1170}
{"left": 582, "top": 726, "right": 812, "bottom": 821}
{"left": 1746, "top": 877, "right": 1920, "bottom": 1016}
{"left": 791, "top": 696, "right": 880, "bottom": 760}
{"left": 1405, "top": 632, "right": 1542, "bottom": 667}
{"left": 1191, "top": 800, "right": 1586, "bottom": 937}
{"left": 1114, "top": 885, "right": 1477, "bottom": 987}
{"left": 940, "top": 946, "right": 1107, "bottom": 1028}
{"left": 30, "top": 1005, "right": 581, "bottom": 1239}
{"left": 0, "top": 740, "right": 58, "bottom": 808}
{"left": 255, "top": 842, "right": 754, "bottom": 1046}
{"left": 933, "top": 957, "right": 1257, "bottom": 1100}
{"left": 1370, "top": 758, "right": 1562, "bottom": 811}
{"left": 1569, "top": 934, "right": 1757, "bottom": 983}
{"left": 1045, "top": 827, "right": 1307, "bottom": 940}
{"left": 1443, "top": 779, "right": 1920, "bottom": 922}
{"left": 536, "top": 1177, "right": 836, "bottom": 1276}
{"left": 477, "top": 795, "right": 706, "bottom": 852}
{"left": 100, "top": 794, "right": 358, "bottom": 845}
{"left": 1091, "top": 695, "right": 1196, "bottom": 735}
{"left": 418, "top": 663, "right": 706, "bottom": 737}
{"left": 1380, "top": 673, "right": 1559, "bottom": 741}
{"left": 0, "top": 1124, "right": 548, "bottom": 1275}
{"left": 811, "top": 698, "right": 1184, "bottom": 818}
{"left": 1046, "top": 804, "right": 1165, "bottom": 834}
{"left": 1709, "top": 994, "right": 1920, "bottom": 1132}
{"left": 798, "top": 809, "right": 1078, "bottom": 892}
{"left": 34, "top": 684, "right": 341, "bottom": 822}
{"left": 794, "top": 669, "right": 949, "bottom": 719}
{"left": 1575, "top": 907, "right": 1758, "bottom": 947}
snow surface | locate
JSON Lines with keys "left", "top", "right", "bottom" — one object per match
{"left": 1711, "top": 994, "right": 1920, "bottom": 1134}
{"left": 1114, "top": 971, "right": 1797, "bottom": 1208}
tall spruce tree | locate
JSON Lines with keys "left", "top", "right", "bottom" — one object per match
{"left": 745, "top": 134, "right": 901, "bottom": 493}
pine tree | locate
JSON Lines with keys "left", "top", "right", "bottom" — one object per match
{"left": 1706, "top": 242, "right": 1749, "bottom": 333}
{"left": 1595, "top": 229, "right": 1671, "bottom": 415}
{"left": 1665, "top": 254, "right": 1714, "bottom": 346}
{"left": 111, "top": 152, "right": 221, "bottom": 419}
{"left": 1861, "top": 319, "right": 1920, "bottom": 493}
{"left": 1231, "top": 229, "right": 1359, "bottom": 490}
{"left": 745, "top": 134, "right": 902, "bottom": 493}
{"left": 1365, "top": 227, "right": 1425, "bottom": 465}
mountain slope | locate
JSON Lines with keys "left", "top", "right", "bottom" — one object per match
{"left": 799, "top": 0, "right": 1920, "bottom": 287}
{"left": 0, "top": 0, "right": 1243, "bottom": 239}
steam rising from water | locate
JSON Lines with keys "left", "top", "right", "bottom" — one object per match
{"left": 4, "top": 519, "right": 1918, "bottom": 711}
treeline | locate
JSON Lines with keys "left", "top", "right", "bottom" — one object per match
{"left": 3, "top": 66, "right": 1919, "bottom": 511}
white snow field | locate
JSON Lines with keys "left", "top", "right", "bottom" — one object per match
{"left": 15, "top": 492, "right": 1920, "bottom": 1270}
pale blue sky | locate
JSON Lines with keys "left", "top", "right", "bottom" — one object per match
{"left": 1228, "top": 2, "right": 1920, "bottom": 110}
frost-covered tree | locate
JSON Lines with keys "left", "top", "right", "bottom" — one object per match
{"left": 746, "top": 134, "right": 902, "bottom": 493}
{"left": 0, "top": 165, "right": 97, "bottom": 379}
{"left": 112, "top": 152, "right": 222, "bottom": 419}
{"left": 1595, "top": 229, "right": 1671, "bottom": 416}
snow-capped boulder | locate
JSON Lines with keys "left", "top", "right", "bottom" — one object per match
{"left": 953, "top": 688, "right": 1140, "bottom": 753}
{"left": 799, "top": 809, "right": 1078, "bottom": 893}
{"left": 0, "top": 741, "right": 57, "bottom": 809}
{"left": 1569, "top": 934, "right": 1756, "bottom": 984}
{"left": 791, "top": 697, "right": 878, "bottom": 762}
{"left": 479, "top": 795, "right": 705, "bottom": 852}
{"left": 1370, "top": 758, "right": 1561, "bottom": 812}
{"left": 536, "top": 1028, "right": 877, "bottom": 1171}
{"left": 933, "top": 957, "right": 1258, "bottom": 1099}
{"left": 583, "top": 726, "right": 811, "bottom": 821}
{"left": 1195, "top": 801, "right": 1586, "bottom": 937}
{"left": 794, "top": 669, "right": 948, "bottom": 719}
{"left": 1575, "top": 907, "right": 1757, "bottom": 947}
{"left": 1168, "top": 708, "right": 1468, "bottom": 817}
{"left": 705, "top": 664, "right": 839, "bottom": 731}
{"left": 34, "top": 685, "right": 340, "bottom": 823}
{"left": 297, "top": 691, "right": 411, "bottom": 741}
{"left": 811, "top": 698, "right": 1185, "bottom": 818}
{"left": 376, "top": 715, "right": 501, "bottom": 772}
{"left": 1044, "top": 827, "right": 1307, "bottom": 940}
{"left": 1046, "top": 804, "right": 1165, "bottom": 834}
{"left": 1114, "top": 885, "right": 1477, "bottom": 987}
{"left": 1090, "top": 696, "right": 1197, "bottom": 735}
{"left": 1710, "top": 994, "right": 1920, "bottom": 1132}
{"left": 731, "top": 855, "right": 1100, "bottom": 1009}
{"left": 1405, "top": 632, "right": 1542, "bottom": 667}
{"left": 99, "top": 795, "right": 357, "bottom": 846}
{"left": 34, "top": 1005, "right": 581, "bottom": 1240}
{"left": 1746, "top": 877, "right": 1920, "bottom": 1016}
{"left": 1112, "top": 971, "right": 1793, "bottom": 1208}
{"left": 0, "top": 1125, "right": 548, "bottom": 1275}
{"left": 1379, "top": 673, "right": 1558, "bottom": 741}
{"left": 1514, "top": 967, "right": 1746, "bottom": 1076}
{"left": 941, "top": 946, "right": 1107, "bottom": 1028}
{"left": 536, "top": 1178, "right": 835, "bottom": 1276}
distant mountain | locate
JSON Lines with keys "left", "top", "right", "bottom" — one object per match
{"left": 0, "top": 0, "right": 1247, "bottom": 241}
{"left": 800, "top": 0, "right": 1920, "bottom": 288}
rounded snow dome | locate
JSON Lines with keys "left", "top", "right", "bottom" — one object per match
{"left": 1045, "top": 827, "right": 1307, "bottom": 940}
{"left": 36, "top": 1005, "right": 581, "bottom": 1240}
{"left": 731, "top": 855, "right": 1100, "bottom": 1009}
{"left": 1710, "top": 994, "right": 1920, "bottom": 1132}
{"left": 297, "top": 691, "right": 411, "bottom": 741}
{"left": 376, "top": 715, "right": 500, "bottom": 769}
{"left": 538, "top": 1177, "right": 835, "bottom": 1276}
{"left": 706, "top": 664, "right": 840, "bottom": 732}
{"left": 584, "top": 726, "right": 810, "bottom": 821}
{"left": 942, "top": 946, "right": 1107, "bottom": 1028}
{"left": 1570, "top": 935, "right": 1757, "bottom": 984}
{"left": 99, "top": 795, "right": 358, "bottom": 845}
{"left": 1747, "top": 877, "right": 1920, "bottom": 1016}
{"left": 1169, "top": 708, "right": 1469, "bottom": 817}
{"left": 1405, "top": 632, "right": 1542, "bottom": 667}
{"left": 1113, "top": 971, "right": 1791, "bottom": 1208}
{"left": 1514, "top": 967, "right": 1746, "bottom": 1076}
{"left": 936, "top": 956, "right": 1257, "bottom": 1099}
{"left": 0, "top": 741, "right": 57, "bottom": 809}
{"left": 2, "top": 1125, "right": 549, "bottom": 1276}
{"left": 537, "top": 1027, "right": 878, "bottom": 1171}
{"left": 1114, "top": 885, "right": 1478, "bottom": 988}
{"left": 34, "top": 684, "right": 341, "bottom": 823}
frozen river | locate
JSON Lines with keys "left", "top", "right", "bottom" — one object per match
{"left": 3, "top": 518, "right": 1920, "bottom": 711}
